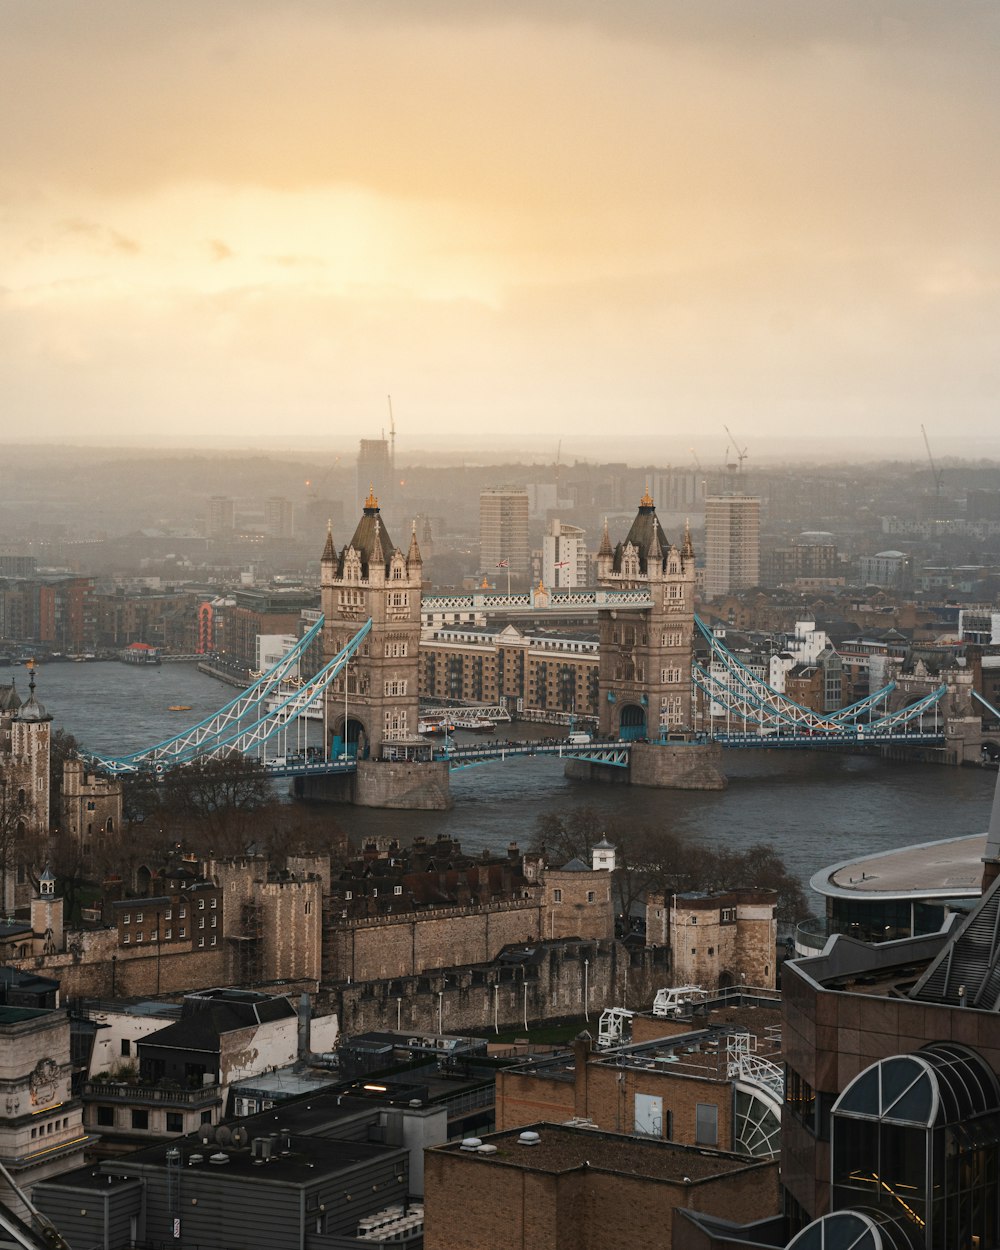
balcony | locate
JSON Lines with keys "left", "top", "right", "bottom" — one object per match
{"left": 82, "top": 1079, "right": 222, "bottom": 1107}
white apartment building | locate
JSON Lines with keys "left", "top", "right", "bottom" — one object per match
{"left": 542, "top": 520, "right": 589, "bottom": 589}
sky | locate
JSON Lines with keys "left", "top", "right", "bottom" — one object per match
{"left": 3, "top": 1, "right": 1000, "bottom": 462}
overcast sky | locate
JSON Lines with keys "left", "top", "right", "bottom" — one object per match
{"left": 3, "top": 1, "right": 1000, "bottom": 462}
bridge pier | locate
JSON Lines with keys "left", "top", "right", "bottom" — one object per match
{"left": 566, "top": 740, "right": 726, "bottom": 791}
{"left": 293, "top": 759, "right": 452, "bottom": 810}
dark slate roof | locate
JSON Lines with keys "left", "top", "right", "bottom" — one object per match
{"left": 559, "top": 858, "right": 590, "bottom": 872}
{"left": 0, "top": 683, "right": 21, "bottom": 713}
{"left": 613, "top": 494, "right": 671, "bottom": 575}
{"left": 340, "top": 496, "right": 396, "bottom": 575}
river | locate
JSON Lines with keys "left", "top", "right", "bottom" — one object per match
{"left": 21, "top": 659, "right": 998, "bottom": 898}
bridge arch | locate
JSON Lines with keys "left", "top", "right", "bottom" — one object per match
{"left": 618, "top": 703, "right": 647, "bottom": 741}
{"left": 330, "top": 714, "right": 370, "bottom": 761}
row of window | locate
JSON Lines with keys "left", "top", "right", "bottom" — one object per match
{"left": 95, "top": 1106, "right": 212, "bottom": 1132}
{"left": 344, "top": 886, "right": 403, "bottom": 900}
{"left": 30, "top": 1116, "right": 70, "bottom": 1141}
{"left": 552, "top": 889, "right": 598, "bottom": 903}
{"left": 124, "top": 932, "right": 217, "bottom": 947}
{"left": 121, "top": 897, "right": 216, "bottom": 925}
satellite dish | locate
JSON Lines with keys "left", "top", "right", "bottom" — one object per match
{"left": 231, "top": 1126, "right": 249, "bottom": 1149}
{"left": 215, "top": 1125, "right": 232, "bottom": 1147}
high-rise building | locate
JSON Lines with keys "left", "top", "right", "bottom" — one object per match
{"left": 357, "top": 437, "right": 393, "bottom": 520}
{"left": 542, "top": 520, "right": 588, "bottom": 588}
{"left": 479, "top": 487, "right": 529, "bottom": 580}
{"left": 206, "top": 495, "right": 236, "bottom": 537}
{"left": 704, "top": 494, "right": 760, "bottom": 598}
{"left": 263, "top": 496, "right": 295, "bottom": 539}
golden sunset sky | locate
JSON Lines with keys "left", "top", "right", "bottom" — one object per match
{"left": 3, "top": 2, "right": 999, "bottom": 459}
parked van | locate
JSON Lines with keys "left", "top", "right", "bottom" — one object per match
{"left": 568, "top": 732, "right": 592, "bottom": 745}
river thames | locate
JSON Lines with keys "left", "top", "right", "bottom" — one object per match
{"left": 23, "top": 659, "right": 998, "bottom": 900}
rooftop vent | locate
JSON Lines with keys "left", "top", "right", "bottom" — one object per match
{"left": 460, "top": 1138, "right": 482, "bottom": 1152}
{"left": 517, "top": 1131, "right": 540, "bottom": 1147}
{"left": 208, "top": 1153, "right": 230, "bottom": 1166}
{"left": 187, "top": 1154, "right": 204, "bottom": 1166}
{"left": 477, "top": 1144, "right": 498, "bottom": 1155}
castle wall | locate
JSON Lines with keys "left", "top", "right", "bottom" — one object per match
{"left": 324, "top": 900, "right": 545, "bottom": 984}
{"left": 324, "top": 940, "right": 662, "bottom": 1038}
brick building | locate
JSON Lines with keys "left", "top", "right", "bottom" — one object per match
{"left": 423, "top": 1123, "right": 779, "bottom": 1250}
{"left": 496, "top": 998, "right": 783, "bottom": 1160}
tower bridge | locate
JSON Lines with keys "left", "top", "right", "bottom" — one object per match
{"left": 90, "top": 491, "right": 971, "bottom": 808}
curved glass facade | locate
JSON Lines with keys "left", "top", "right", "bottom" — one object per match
{"left": 830, "top": 1044, "right": 1000, "bottom": 1249}
{"left": 787, "top": 1208, "right": 922, "bottom": 1250}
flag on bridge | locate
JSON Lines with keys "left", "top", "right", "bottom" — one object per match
{"left": 496, "top": 559, "right": 509, "bottom": 568}
{"left": 554, "top": 560, "right": 569, "bottom": 568}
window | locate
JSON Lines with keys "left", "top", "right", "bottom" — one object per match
{"left": 198, "top": 937, "right": 205, "bottom": 948}
{"left": 198, "top": 917, "right": 205, "bottom": 929}
{"left": 135, "top": 912, "right": 143, "bottom": 923}
{"left": 371, "top": 888, "right": 378, "bottom": 898}
{"left": 553, "top": 888, "right": 563, "bottom": 903}
{"left": 179, "top": 927, "right": 186, "bottom": 938}
{"left": 210, "top": 915, "right": 217, "bottom": 928}
{"left": 211, "top": 936, "right": 217, "bottom": 946}
{"left": 135, "top": 932, "right": 143, "bottom": 943}
{"left": 165, "top": 928, "right": 172, "bottom": 940}
{"left": 345, "top": 891, "right": 352, "bottom": 901}
{"left": 86, "top": 800, "right": 96, "bottom": 811}
{"left": 201, "top": 1111, "right": 213, "bottom": 1125}
{"left": 587, "top": 891, "right": 596, "bottom": 903}
{"left": 97, "top": 1107, "right": 114, "bottom": 1127}
{"left": 131, "top": 1109, "right": 149, "bottom": 1131}
{"left": 695, "top": 1103, "right": 718, "bottom": 1146}
{"left": 122, "top": 914, "right": 130, "bottom": 925}
{"left": 179, "top": 905, "right": 187, "bottom": 918}
{"left": 198, "top": 898, "right": 205, "bottom": 910}
{"left": 122, "top": 934, "right": 130, "bottom": 945}
{"left": 166, "top": 1112, "right": 183, "bottom": 1133}
{"left": 210, "top": 898, "right": 217, "bottom": 909}
{"left": 394, "top": 885, "right": 403, "bottom": 896}
{"left": 690, "top": 916, "right": 698, "bottom": 924}
{"left": 121, "top": 1039, "right": 131, "bottom": 1057}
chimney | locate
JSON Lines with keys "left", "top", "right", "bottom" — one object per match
{"left": 572, "top": 1030, "right": 592, "bottom": 1119}
{"left": 297, "top": 992, "right": 311, "bottom": 1060}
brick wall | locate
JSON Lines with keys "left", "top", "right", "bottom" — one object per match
{"left": 259, "top": 878, "right": 322, "bottom": 983}
{"left": 423, "top": 1147, "right": 779, "bottom": 1250}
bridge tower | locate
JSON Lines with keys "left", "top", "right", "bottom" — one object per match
{"left": 593, "top": 492, "right": 725, "bottom": 789}
{"left": 314, "top": 490, "right": 450, "bottom": 809}
{"left": 596, "top": 491, "right": 696, "bottom": 739}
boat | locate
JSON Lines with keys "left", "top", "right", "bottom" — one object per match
{"left": 120, "top": 643, "right": 162, "bottom": 666}
{"left": 418, "top": 719, "right": 454, "bottom": 736}
{"left": 168, "top": 705, "right": 192, "bottom": 712}
{"left": 452, "top": 717, "right": 496, "bottom": 732}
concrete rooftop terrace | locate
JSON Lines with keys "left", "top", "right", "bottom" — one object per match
{"left": 811, "top": 833, "right": 987, "bottom": 902}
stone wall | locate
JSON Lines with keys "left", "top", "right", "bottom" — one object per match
{"left": 324, "top": 900, "right": 544, "bottom": 984}
{"left": 354, "top": 759, "right": 452, "bottom": 810}
{"left": 324, "top": 940, "right": 663, "bottom": 1038}
{"left": 628, "top": 741, "right": 726, "bottom": 791}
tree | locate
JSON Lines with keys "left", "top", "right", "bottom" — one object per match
{"left": 532, "top": 805, "right": 808, "bottom": 928}
{"left": 159, "top": 753, "right": 276, "bottom": 855}
{"left": 48, "top": 728, "right": 81, "bottom": 830}
{"left": 0, "top": 767, "right": 27, "bottom": 915}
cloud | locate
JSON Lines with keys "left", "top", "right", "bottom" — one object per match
{"left": 209, "top": 238, "right": 234, "bottom": 261}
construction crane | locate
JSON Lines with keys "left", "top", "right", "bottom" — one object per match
{"left": 387, "top": 395, "right": 396, "bottom": 471}
{"left": 689, "top": 447, "right": 702, "bottom": 471}
{"left": 921, "top": 424, "right": 944, "bottom": 507}
{"left": 723, "top": 426, "right": 748, "bottom": 474}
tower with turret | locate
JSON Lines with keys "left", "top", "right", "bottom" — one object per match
{"left": 595, "top": 492, "right": 697, "bottom": 740}
{"left": 319, "top": 488, "right": 424, "bottom": 761}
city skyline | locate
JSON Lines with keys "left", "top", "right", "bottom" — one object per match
{"left": 4, "top": 2, "right": 1000, "bottom": 459}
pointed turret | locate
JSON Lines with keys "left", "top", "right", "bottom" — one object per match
{"left": 321, "top": 520, "right": 336, "bottom": 563}
{"left": 407, "top": 519, "right": 423, "bottom": 572}
{"left": 682, "top": 517, "right": 695, "bottom": 563}
{"left": 597, "top": 516, "right": 614, "bottom": 578}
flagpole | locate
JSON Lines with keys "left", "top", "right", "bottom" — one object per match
{"left": 507, "top": 562, "right": 511, "bottom": 600}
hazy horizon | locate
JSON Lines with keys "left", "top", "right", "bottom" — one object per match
{"left": 4, "top": 2, "right": 1000, "bottom": 458}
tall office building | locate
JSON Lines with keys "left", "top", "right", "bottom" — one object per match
{"left": 480, "top": 487, "right": 530, "bottom": 580}
{"left": 263, "top": 496, "right": 295, "bottom": 539}
{"left": 206, "top": 495, "right": 236, "bottom": 537}
{"left": 704, "top": 494, "right": 760, "bottom": 598}
{"left": 542, "top": 520, "right": 588, "bottom": 588}
{"left": 357, "top": 437, "right": 393, "bottom": 521}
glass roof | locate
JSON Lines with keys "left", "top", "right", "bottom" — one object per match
{"left": 787, "top": 1209, "right": 922, "bottom": 1250}
{"left": 833, "top": 1042, "right": 1000, "bottom": 1128}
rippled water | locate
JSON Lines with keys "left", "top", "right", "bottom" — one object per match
{"left": 25, "top": 659, "right": 998, "bottom": 896}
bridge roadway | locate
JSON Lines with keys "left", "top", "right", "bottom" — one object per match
{"left": 421, "top": 588, "right": 652, "bottom": 619}
{"left": 258, "top": 728, "right": 947, "bottom": 777}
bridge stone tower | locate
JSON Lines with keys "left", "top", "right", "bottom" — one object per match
{"left": 590, "top": 492, "right": 725, "bottom": 789}
{"left": 314, "top": 490, "right": 450, "bottom": 809}
{"left": 596, "top": 492, "right": 696, "bottom": 739}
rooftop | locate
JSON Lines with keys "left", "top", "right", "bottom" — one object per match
{"left": 437, "top": 1124, "right": 764, "bottom": 1183}
{"left": 812, "top": 833, "right": 987, "bottom": 902}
